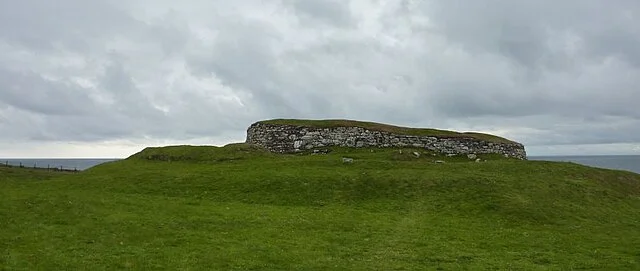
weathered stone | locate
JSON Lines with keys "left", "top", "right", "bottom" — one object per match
{"left": 467, "top": 154, "right": 477, "bottom": 160}
{"left": 245, "top": 122, "right": 527, "bottom": 160}
{"left": 342, "top": 157, "right": 354, "bottom": 163}
{"left": 413, "top": 152, "right": 420, "bottom": 158}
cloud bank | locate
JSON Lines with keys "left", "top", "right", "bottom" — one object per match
{"left": 1, "top": 0, "right": 639, "bottom": 157}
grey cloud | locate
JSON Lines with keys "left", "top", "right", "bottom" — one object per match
{"left": 290, "top": 0, "right": 354, "bottom": 27}
{"left": 586, "top": 29, "right": 640, "bottom": 67}
{"left": 0, "top": 68, "right": 97, "bottom": 116}
{"left": 456, "top": 114, "right": 640, "bottom": 147}
{"left": 429, "top": 64, "right": 640, "bottom": 121}
{"left": 420, "top": 1, "right": 640, "bottom": 125}
{"left": 431, "top": 87, "right": 541, "bottom": 118}
{"left": 98, "top": 60, "right": 165, "bottom": 120}
{"left": 144, "top": 10, "right": 191, "bottom": 56}
{"left": 425, "top": 0, "right": 640, "bottom": 69}
{"left": 0, "top": 0, "right": 141, "bottom": 52}
{"left": 1, "top": 0, "right": 640, "bottom": 156}
{"left": 184, "top": 19, "right": 306, "bottom": 119}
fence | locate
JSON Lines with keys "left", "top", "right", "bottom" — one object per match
{"left": 1, "top": 160, "right": 80, "bottom": 173}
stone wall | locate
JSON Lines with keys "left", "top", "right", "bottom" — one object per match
{"left": 245, "top": 122, "right": 527, "bottom": 160}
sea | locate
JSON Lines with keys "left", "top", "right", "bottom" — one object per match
{"left": 529, "top": 155, "right": 640, "bottom": 174}
{"left": 0, "top": 159, "right": 120, "bottom": 171}
{"left": 1, "top": 156, "right": 639, "bottom": 174}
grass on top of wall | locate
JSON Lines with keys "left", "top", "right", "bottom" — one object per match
{"left": 258, "top": 119, "right": 517, "bottom": 144}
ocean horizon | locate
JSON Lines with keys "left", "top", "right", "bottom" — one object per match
{"left": 528, "top": 155, "right": 640, "bottom": 174}
{"left": 1, "top": 155, "right": 639, "bottom": 174}
{"left": 0, "top": 159, "right": 120, "bottom": 171}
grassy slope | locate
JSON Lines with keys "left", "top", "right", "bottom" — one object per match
{"left": 2, "top": 144, "right": 640, "bottom": 270}
{"left": 259, "top": 119, "right": 518, "bottom": 144}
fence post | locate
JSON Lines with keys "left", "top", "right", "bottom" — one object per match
{"left": 19, "top": 162, "right": 23, "bottom": 168}
{"left": 34, "top": 163, "right": 36, "bottom": 169}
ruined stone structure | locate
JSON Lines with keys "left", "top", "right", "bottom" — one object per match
{"left": 245, "top": 121, "right": 527, "bottom": 160}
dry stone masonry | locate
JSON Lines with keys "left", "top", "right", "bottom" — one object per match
{"left": 245, "top": 121, "right": 527, "bottom": 160}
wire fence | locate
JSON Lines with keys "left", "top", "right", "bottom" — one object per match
{"left": 1, "top": 160, "right": 80, "bottom": 173}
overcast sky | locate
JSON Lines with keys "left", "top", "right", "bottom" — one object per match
{"left": 1, "top": 0, "right": 639, "bottom": 158}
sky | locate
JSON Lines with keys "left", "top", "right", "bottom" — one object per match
{"left": 1, "top": 0, "right": 640, "bottom": 158}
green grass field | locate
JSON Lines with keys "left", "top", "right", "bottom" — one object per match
{"left": 2, "top": 144, "right": 639, "bottom": 270}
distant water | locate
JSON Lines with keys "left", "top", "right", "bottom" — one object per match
{"left": 2, "top": 156, "right": 638, "bottom": 174}
{"left": 529, "top": 155, "right": 640, "bottom": 174}
{"left": 0, "top": 159, "right": 120, "bottom": 171}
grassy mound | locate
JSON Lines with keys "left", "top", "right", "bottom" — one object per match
{"left": 259, "top": 119, "right": 518, "bottom": 144}
{"left": 1, "top": 146, "right": 639, "bottom": 270}
{"left": 129, "top": 143, "right": 273, "bottom": 162}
